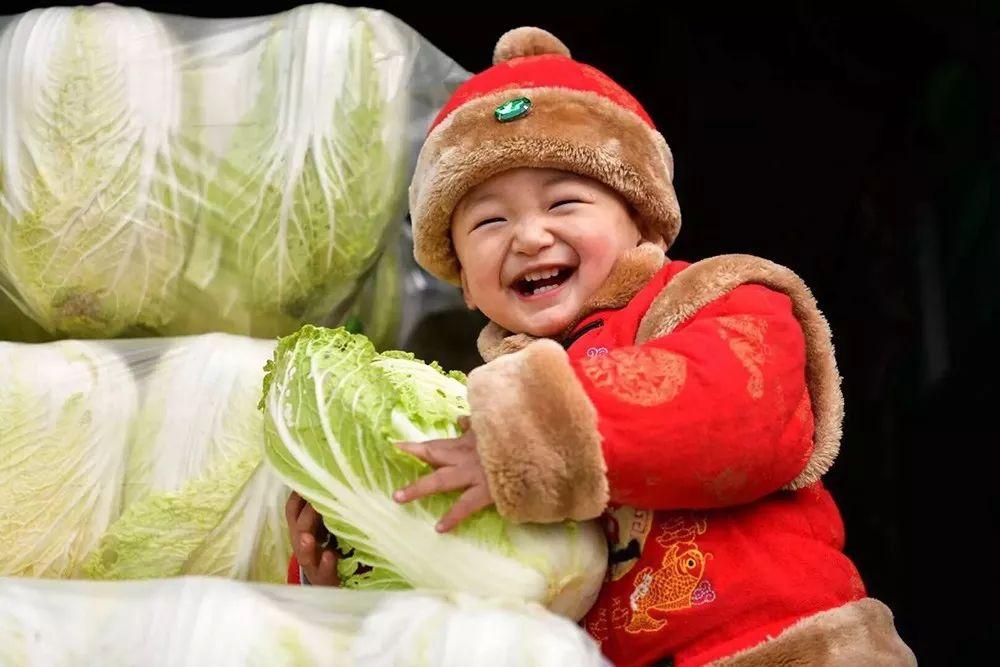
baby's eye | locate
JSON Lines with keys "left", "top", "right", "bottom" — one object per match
{"left": 550, "top": 199, "right": 584, "bottom": 210}
{"left": 473, "top": 217, "right": 505, "bottom": 230}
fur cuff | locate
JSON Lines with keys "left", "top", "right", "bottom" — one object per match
{"left": 477, "top": 323, "right": 536, "bottom": 364}
{"left": 467, "top": 339, "right": 608, "bottom": 522}
{"left": 709, "top": 598, "right": 916, "bottom": 666}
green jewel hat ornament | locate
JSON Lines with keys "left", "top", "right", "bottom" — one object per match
{"left": 495, "top": 96, "right": 532, "bottom": 122}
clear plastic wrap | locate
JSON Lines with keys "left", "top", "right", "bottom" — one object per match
{"left": 0, "top": 3, "right": 468, "bottom": 346}
{"left": 0, "top": 333, "right": 290, "bottom": 583}
{"left": 0, "top": 577, "right": 611, "bottom": 666}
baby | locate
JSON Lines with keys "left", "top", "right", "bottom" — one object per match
{"left": 286, "top": 27, "right": 916, "bottom": 667}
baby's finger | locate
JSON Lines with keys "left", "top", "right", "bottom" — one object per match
{"left": 316, "top": 549, "right": 340, "bottom": 587}
{"left": 285, "top": 492, "right": 306, "bottom": 538}
{"left": 297, "top": 532, "right": 319, "bottom": 571}
{"left": 394, "top": 466, "right": 471, "bottom": 504}
{"left": 435, "top": 486, "right": 492, "bottom": 533}
{"left": 396, "top": 440, "right": 462, "bottom": 468}
{"left": 295, "top": 501, "right": 322, "bottom": 536}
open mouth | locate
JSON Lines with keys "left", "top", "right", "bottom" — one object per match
{"left": 511, "top": 266, "right": 576, "bottom": 298}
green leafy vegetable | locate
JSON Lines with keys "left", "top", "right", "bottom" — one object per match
{"left": 184, "top": 6, "right": 410, "bottom": 338}
{"left": 262, "top": 326, "right": 607, "bottom": 620}
{"left": 0, "top": 6, "right": 192, "bottom": 337}
{"left": 85, "top": 334, "right": 290, "bottom": 583}
{"left": 0, "top": 340, "right": 136, "bottom": 577}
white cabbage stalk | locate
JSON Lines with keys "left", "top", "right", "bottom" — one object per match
{"left": 0, "top": 5, "right": 191, "bottom": 338}
{"left": 0, "top": 340, "right": 136, "bottom": 577}
{"left": 0, "top": 577, "right": 609, "bottom": 666}
{"left": 183, "top": 5, "right": 411, "bottom": 337}
{"left": 124, "top": 334, "right": 275, "bottom": 505}
{"left": 85, "top": 334, "right": 291, "bottom": 583}
{"left": 262, "top": 326, "right": 608, "bottom": 621}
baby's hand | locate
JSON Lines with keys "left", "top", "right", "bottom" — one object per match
{"left": 393, "top": 416, "right": 494, "bottom": 532}
{"left": 285, "top": 491, "right": 339, "bottom": 586}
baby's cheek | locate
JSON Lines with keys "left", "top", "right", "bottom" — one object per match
{"left": 465, "top": 265, "right": 503, "bottom": 304}
{"left": 579, "top": 256, "right": 618, "bottom": 295}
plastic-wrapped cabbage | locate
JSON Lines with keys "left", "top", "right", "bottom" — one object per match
{"left": 262, "top": 326, "right": 607, "bottom": 621}
{"left": 0, "top": 3, "right": 468, "bottom": 343}
{"left": 179, "top": 5, "right": 428, "bottom": 339}
{"left": 85, "top": 334, "right": 290, "bottom": 583}
{"left": 0, "top": 5, "right": 192, "bottom": 338}
{"left": 0, "top": 340, "right": 136, "bottom": 577}
{"left": 0, "top": 576, "right": 610, "bottom": 666}
{"left": 343, "top": 224, "right": 404, "bottom": 351}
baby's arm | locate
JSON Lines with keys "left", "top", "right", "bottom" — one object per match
{"left": 467, "top": 282, "right": 825, "bottom": 522}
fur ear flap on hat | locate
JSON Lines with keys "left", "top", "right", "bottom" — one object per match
{"left": 409, "top": 26, "right": 681, "bottom": 285}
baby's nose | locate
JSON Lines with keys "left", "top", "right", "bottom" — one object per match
{"left": 511, "top": 218, "right": 555, "bottom": 254}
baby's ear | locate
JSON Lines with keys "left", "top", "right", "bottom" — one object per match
{"left": 626, "top": 204, "right": 667, "bottom": 251}
{"left": 648, "top": 233, "right": 668, "bottom": 252}
{"left": 459, "top": 268, "right": 478, "bottom": 311}
{"left": 636, "top": 218, "right": 667, "bottom": 251}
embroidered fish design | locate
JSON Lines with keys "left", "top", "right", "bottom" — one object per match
{"left": 625, "top": 541, "right": 708, "bottom": 633}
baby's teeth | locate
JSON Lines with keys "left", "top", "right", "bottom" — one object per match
{"left": 524, "top": 268, "right": 561, "bottom": 282}
{"left": 532, "top": 284, "right": 558, "bottom": 295}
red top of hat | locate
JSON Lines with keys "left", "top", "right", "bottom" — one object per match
{"left": 429, "top": 29, "right": 656, "bottom": 132}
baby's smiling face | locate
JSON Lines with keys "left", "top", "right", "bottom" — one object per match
{"left": 451, "top": 167, "right": 655, "bottom": 337}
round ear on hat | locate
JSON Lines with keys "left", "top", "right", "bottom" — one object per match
{"left": 493, "top": 27, "right": 571, "bottom": 65}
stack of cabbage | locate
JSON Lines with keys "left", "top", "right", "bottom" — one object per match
{"left": 0, "top": 329, "right": 610, "bottom": 663}
{"left": 0, "top": 3, "right": 464, "bottom": 347}
{"left": 0, "top": 4, "right": 611, "bottom": 662}
{"left": 0, "top": 329, "right": 608, "bottom": 611}
{"left": 0, "top": 334, "right": 290, "bottom": 582}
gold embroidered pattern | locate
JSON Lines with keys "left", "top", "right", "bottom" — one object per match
{"left": 625, "top": 517, "right": 712, "bottom": 634}
{"left": 774, "top": 380, "right": 787, "bottom": 416}
{"left": 585, "top": 608, "right": 609, "bottom": 645}
{"left": 794, "top": 390, "right": 812, "bottom": 425}
{"left": 655, "top": 516, "right": 707, "bottom": 548}
{"left": 610, "top": 597, "right": 630, "bottom": 629}
{"left": 717, "top": 315, "right": 769, "bottom": 399}
{"left": 581, "top": 347, "right": 687, "bottom": 406}
{"left": 584, "top": 598, "right": 636, "bottom": 646}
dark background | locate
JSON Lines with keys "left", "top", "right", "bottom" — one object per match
{"left": 9, "top": 1, "right": 998, "bottom": 662}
